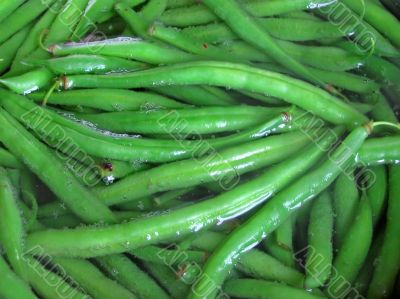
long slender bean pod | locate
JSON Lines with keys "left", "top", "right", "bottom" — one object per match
{"left": 304, "top": 191, "right": 334, "bottom": 288}
{"left": 327, "top": 195, "right": 373, "bottom": 298}
{"left": 61, "top": 61, "right": 368, "bottom": 127}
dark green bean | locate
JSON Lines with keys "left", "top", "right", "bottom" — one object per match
{"left": 366, "top": 166, "right": 388, "bottom": 226}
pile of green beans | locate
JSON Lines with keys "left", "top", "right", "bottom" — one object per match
{"left": 0, "top": 1, "right": 399, "bottom": 299}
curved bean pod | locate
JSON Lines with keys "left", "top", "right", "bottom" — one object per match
{"left": 223, "top": 279, "right": 324, "bottom": 299}
{"left": 76, "top": 106, "right": 285, "bottom": 134}
{"left": 27, "top": 88, "right": 188, "bottom": 111}
{"left": 61, "top": 61, "right": 368, "bottom": 127}
{"left": 24, "top": 55, "right": 148, "bottom": 75}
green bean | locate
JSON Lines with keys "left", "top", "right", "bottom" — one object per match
{"left": 52, "top": 258, "right": 136, "bottom": 299}
{"left": 0, "top": 108, "right": 117, "bottom": 224}
{"left": 333, "top": 173, "right": 359, "bottom": 248}
{"left": 223, "top": 279, "right": 325, "bottom": 299}
{"left": 0, "top": 254, "right": 38, "bottom": 299}
{"left": 153, "top": 188, "right": 194, "bottom": 209}
{"left": 182, "top": 18, "right": 344, "bottom": 43}
{"left": 94, "top": 129, "right": 311, "bottom": 206}
{"left": 28, "top": 88, "right": 187, "bottom": 111}
{"left": 353, "top": 232, "right": 384, "bottom": 297}
{"left": 160, "top": 0, "right": 332, "bottom": 27}
{"left": 97, "top": 254, "right": 169, "bottom": 299}
{"left": 222, "top": 40, "right": 364, "bottom": 72}
{"left": 142, "top": 262, "right": 189, "bottom": 299}
{"left": 24, "top": 55, "right": 148, "bottom": 75}
{"left": 264, "top": 230, "right": 295, "bottom": 268}
{"left": 0, "top": 24, "right": 31, "bottom": 74}
{"left": 237, "top": 249, "right": 305, "bottom": 288}
{"left": 366, "top": 166, "right": 388, "bottom": 226}
{"left": 304, "top": 191, "right": 334, "bottom": 288}
{"left": 189, "top": 125, "right": 369, "bottom": 299}
{"left": 50, "top": 37, "right": 198, "bottom": 64}
{"left": 24, "top": 127, "right": 340, "bottom": 257}
{"left": 0, "top": 0, "right": 56, "bottom": 44}
{"left": 367, "top": 166, "right": 400, "bottom": 299}
{"left": 0, "top": 0, "right": 26, "bottom": 23}
{"left": 0, "top": 167, "right": 27, "bottom": 278}
{"left": 76, "top": 106, "right": 284, "bottom": 134}
{"left": 356, "top": 136, "right": 400, "bottom": 166}
{"left": 201, "top": 0, "right": 324, "bottom": 87}
{"left": 166, "top": 0, "right": 191, "bottom": 9}
{"left": 0, "top": 68, "right": 53, "bottom": 94}
{"left": 0, "top": 147, "right": 22, "bottom": 168}
{"left": 61, "top": 61, "right": 368, "bottom": 127}
{"left": 149, "top": 23, "right": 246, "bottom": 63}
{"left": 327, "top": 195, "right": 373, "bottom": 298}
{"left": 131, "top": 245, "right": 206, "bottom": 265}
{"left": 341, "top": 0, "right": 400, "bottom": 48}
{"left": 152, "top": 85, "right": 237, "bottom": 106}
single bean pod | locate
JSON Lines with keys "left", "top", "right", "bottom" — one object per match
{"left": 50, "top": 37, "right": 198, "bottom": 64}
{"left": 327, "top": 195, "right": 373, "bottom": 298}
{"left": 0, "top": 254, "right": 38, "bottom": 299}
{"left": 0, "top": 147, "right": 22, "bottom": 169}
{"left": 23, "top": 55, "right": 148, "bottom": 75}
{"left": 0, "top": 68, "right": 54, "bottom": 94}
{"left": 182, "top": 18, "right": 345, "bottom": 44}
{"left": 24, "top": 127, "right": 341, "bottom": 258}
{"left": 356, "top": 136, "right": 400, "bottom": 166}
{"left": 366, "top": 166, "right": 388, "bottom": 226}
{"left": 27, "top": 88, "right": 188, "bottom": 111}
{"left": 0, "top": 167, "right": 27, "bottom": 279}
{"left": 97, "top": 254, "right": 170, "bottom": 299}
{"left": 51, "top": 258, "right": 136, "bottom": 299}
{"left": 76, "top": 106, "right": 285, "bottom": 134}
{"left": 223, "top": 279, "right": 325, "bottom": 299}
{"left": 333, "top": 173, "right": 359, "bottom": 249}
{"left": 304, "top": 191, "right": 334, "bottom": 288}
{"left": 0, "top": 0, "right": 25, "bottom": 23}
{"left": 61, "top": 61, "right": 368, "bottom": 127}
